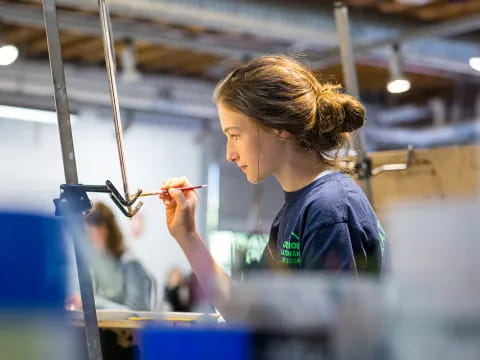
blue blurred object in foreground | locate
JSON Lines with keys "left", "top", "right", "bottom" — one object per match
{"left": 0, "top": 212, "right": 78, "bottom": 360}
{"left": 142, "top": 325, "right": 252, "bottom": 360}
{"left": 0, "top": 212, "right": 66, "bottom": 312}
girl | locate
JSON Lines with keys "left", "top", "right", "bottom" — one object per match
{"left": 75, "top": 202, "right": 156, "bottom": 311}
{"left": 159, "top": 55, "right": 385, "bottom": 313}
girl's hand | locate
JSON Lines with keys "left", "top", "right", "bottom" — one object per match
{"left": 159, "top": 176, "right": 198, "bottom": 240}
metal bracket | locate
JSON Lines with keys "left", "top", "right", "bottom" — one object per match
{"left": 371, "top": 145, "right": 414, "bottom": 176}
{"left": 354, "top": 156, "right": 373, "bottom": 181}
{"left": 54, "top": 181, "right": 143, "bottom": 218}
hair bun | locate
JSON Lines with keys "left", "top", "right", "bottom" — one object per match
{"left": 316, "top": 90, "right": 365, "bottom": 134}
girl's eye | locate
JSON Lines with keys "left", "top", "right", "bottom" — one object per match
{"left": 230, "top": 135, "right": 240, "bottom": 140}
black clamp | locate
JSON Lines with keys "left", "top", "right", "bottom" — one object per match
{"left": 370, "top": 145, "right": 414, "bottom": 176}
{"left": 353, "top": 145, "right": 414, "bottom": 179}
{"left": 354, "top": 156, "right": 372, "bottom": 180}
{"left": 54, "top": 181, "right": 143, "bottom": 217}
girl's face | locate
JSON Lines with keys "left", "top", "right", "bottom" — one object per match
{"left": 217, "top": 102, "right": 285, "bottom": 183}
{"left": 85, "top": 223, "right": 108, "bottom": 253}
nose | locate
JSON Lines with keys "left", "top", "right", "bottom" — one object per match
{"left": 226, "top": 142, "right": 239, "bottom": 163}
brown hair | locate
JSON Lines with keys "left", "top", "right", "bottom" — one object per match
{"left": 213, "top": 55, "right": 365, "bottom": 168}
{"left": 85, "top": 201, "right": 125, "bottom": 258}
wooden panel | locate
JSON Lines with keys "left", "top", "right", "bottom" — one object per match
{"left": 81, "top": 41, "right": 127, "bottom": 65}
{"left": 346, "top": 0, "right": 480, "bottom": 21}
{"left": 368, "top": 145, "right": 480, "bottom": 218}
{"left": 136, "top": 46, "right": 171, "bottom": 65}
{"left": 175, "top": 53, "right": 220, "bottom": 76}
{"left": 3, "top": 27, "right": 41, "bottom": 44}
{"left": 62, "top": 37, "right": 102, "bottom": 59}
{"left": 141, "top": 49, "right": 194, "bottom": 71}
{"left": 27, "top": 32, "right": 85, "bottom": 56}
{"left": 410, "top": 0, "right": 480, "bottom": 21}
{"left": 24, "top": 33, "right": 48, "bottom": 56}
{"left": 320, "top": 63, "right": 452, "bottom": 101}
{"left": 172, "top": 54, "right": 220, "bottom": 76}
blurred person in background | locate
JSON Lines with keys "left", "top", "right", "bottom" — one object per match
{"left": 163, "top": 267, "right": 190, "bottom": 312}
{"left": 67, "top": 201, "right": 156, "bottom": 311}
{"left": 163, "top": 267, "right": 214, "bottom": 313}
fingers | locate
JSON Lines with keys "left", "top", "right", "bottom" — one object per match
{"left": 159, "top": 192, "right": 176, "bottom": 208}
{"left": 161, "top": 176, "right": 192, "bottom": 191}
{"left": 159, "top": 176, "right": 193, "bottom": 205}
{"left": 168, "top": 188, "right": 187, "bottom": 208}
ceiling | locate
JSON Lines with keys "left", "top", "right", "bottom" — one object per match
{"left": 1, "top": 0, "right": 480, "bottom": 149}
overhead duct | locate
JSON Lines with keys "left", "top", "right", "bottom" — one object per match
{"left": 374, "top": 105, "right": 433, "bottom": 127}
{"left": 0, "top": 61, "right": 217, "bottom": 119}
{"left": 373, "top": 99, "right": 446, "bottom": 127}
{"left": 366, "top": 122, "right": 480, "bottom": 149}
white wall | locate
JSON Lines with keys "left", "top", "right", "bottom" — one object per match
{"left": 0, "top": 114, "right": 204, "bottom": 305}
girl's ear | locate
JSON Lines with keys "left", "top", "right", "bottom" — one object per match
{"left": 273, "top": 129, "right": 290, "bottom": 140}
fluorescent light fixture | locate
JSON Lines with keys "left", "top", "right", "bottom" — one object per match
{"left": 387, "top": 43, "right": 411, "bottom": 94}
{"left": 0, "top": 45, "right": 19, "bottom": 66}
{"left": 469, "top": 56, "right": 480, "bottom": 72}
{"left": 0, "top": 105, "right": 78, "bottom": 125}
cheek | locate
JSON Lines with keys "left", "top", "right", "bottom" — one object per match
{"left": 240, "top": 137, "right": 259, "bottom": 159}
{"left": 86, "top": 226, "right": 105, "bottom": 248}
{"left": 259, "top": 137, "right": 281, "bottom": 164}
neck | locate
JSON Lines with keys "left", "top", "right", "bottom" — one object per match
{"left": 273, "top": 147, "right": 330, "bottom": 192}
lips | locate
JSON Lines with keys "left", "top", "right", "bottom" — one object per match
{"left": 239, "top": 165, "right": 248, "bottom": 172}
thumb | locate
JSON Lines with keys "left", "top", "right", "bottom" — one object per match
{"left": 168, "top": 188, "right": 187, "bottom": 208}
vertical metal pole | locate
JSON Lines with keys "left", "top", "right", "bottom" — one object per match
{"left": 42, "top": 0, "right": 77, "bottom": 185}
{"left": 42, "top": 1, "right": 103, "bottom": 360}
{"left": 98, "top": 0, "right": 132, "bottom": 209}
{"left": 334, "top": 1, "right": 372, "bottom": 201}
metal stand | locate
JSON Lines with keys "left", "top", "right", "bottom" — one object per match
{"left": 42, "top": 1, "right": 144, "bottom": 359}
{"left": 42, "top": 2, "right": 103, "bottom": 359}
{"left": 334, "top": 2, "right": 372, "bottom": 201}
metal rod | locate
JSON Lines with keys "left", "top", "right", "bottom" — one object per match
{"left": 334, "top": 3, "right": 359, "bottom": 99}
{"left": 333, "top": 1, "right": 372, "bottom": 201}
{"left": 68, "top": 214, "right": 104, "bottom": 360}
{"left": 42, "top": 1, "right": 103, "bottom": 360}
{"left": 42, "top": 0, "right": 78, "bottom": 185}
{"left": 98, "top": 0, "right": 132, "bottom": 208}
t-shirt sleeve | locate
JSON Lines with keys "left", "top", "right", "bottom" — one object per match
{"left": 301, "top": 222, "right": 357, "bottom": 272}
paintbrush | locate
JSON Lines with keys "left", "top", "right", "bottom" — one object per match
{"left": 139, "top": 184, "right": 208, "bottom": 197}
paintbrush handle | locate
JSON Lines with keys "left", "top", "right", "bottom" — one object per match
{"left": 140, "top": 184, "right": 207, "bottom": 197}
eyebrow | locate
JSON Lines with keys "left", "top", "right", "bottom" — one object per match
{"left": 223, "top": 126, "right": 240, "bottom": 133}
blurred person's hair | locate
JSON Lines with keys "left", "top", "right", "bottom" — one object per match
{"left": 85, "top": 201, "right": 125, "bottom": 258}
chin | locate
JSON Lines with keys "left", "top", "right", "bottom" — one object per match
{"left": 246, "top": 172, "right": 266, "bottom": 184}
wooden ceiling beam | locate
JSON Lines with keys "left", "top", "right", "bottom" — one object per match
{"left": 175, "top": 55, "right": 220, "bottom": 77}
{"left": 378, "top": 2, "right": 414, "bottom": 14}
{"left": 345, "top": 0, "right": 385, "bottom": 7}
{"left": 27, "top": 32, "right": 85, "bottom": 56}
{"left": 412, "top": 1, "right": 480, "bottom": 21}
{"left": 62, "top": 36, "right": 102, "bottom": 58}
{"left": 24, "top": 33, "right": 46, "bottom": 56}
{"left": 136, "top": 46, "right": 171, "bottom": 65}
{"left": 140, "top": 49, "right": 186, "bottom": 71}
{"left": 3, "top": 26, "right": 40, "bottom": 44}
{"left": 82, "top": 41, "right": 126, "bottom": 64}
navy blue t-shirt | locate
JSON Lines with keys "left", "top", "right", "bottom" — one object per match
{"left": 255, "top": 171, "right": 386, "bottom": 274}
